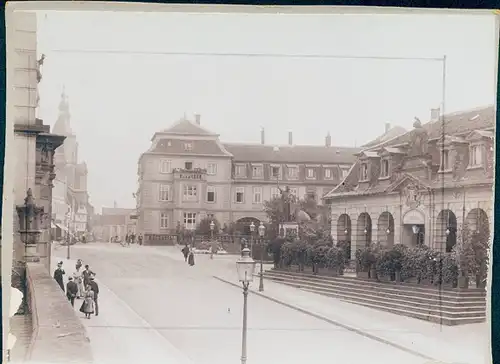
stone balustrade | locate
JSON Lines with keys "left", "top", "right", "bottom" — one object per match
{"left": 25, "top": 262, "right": 93, "bottom": 363}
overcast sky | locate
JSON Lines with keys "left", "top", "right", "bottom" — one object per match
{"left": 33, "top": 8, "right": 497, "bottom": 212}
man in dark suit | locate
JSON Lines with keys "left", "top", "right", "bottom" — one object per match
{"left": 53, "top": 262, "right": 65, "bottom": 292}
{"left": 66, "top": 277, "right": 78, "bottom": 307}
{"left": 82, "top": 265, "right": 95, "bottom": 287}
{"left": 89, "top": 276, "right": 99, "bottom": 316}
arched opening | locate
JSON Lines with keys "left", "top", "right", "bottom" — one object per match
{"left": 377, "top": 212, "right": 395, "bottom": 247}
{"left": 402, "top": 209, "right": 426, "bottom": 247}
{"left": 436, "top": 210, "right": 457, "bottom": 253}
{"left": 357, "top": 212, "right": 372, "bottom": 246}
{"left": 466, "top": 208, "right": 490, "bottom": 240}
{"left": 337, "top": 214, "right": 352, "bottom": 260}
{"left": 235, "top": 217, "right": 261, "bottom": 235}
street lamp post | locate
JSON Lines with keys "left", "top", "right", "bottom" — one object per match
{"left": 236, "top": 243, "right": 256, "bottom": 364}
{"left": 258, "top": 222, "right": 266, "bottom": 292}
{"left": 249, "top": 222, "right": 255, "bottom": 258}
{"left": 210, "top": 220, "right": 215, "bottom": 259}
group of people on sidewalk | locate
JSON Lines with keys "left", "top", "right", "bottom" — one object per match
{"left": 52, "top": 259, "right": 100, "bottom": 319}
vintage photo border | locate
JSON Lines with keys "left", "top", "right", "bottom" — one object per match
{"left": 1, "top": 1, "right": 499, "bottom": 362}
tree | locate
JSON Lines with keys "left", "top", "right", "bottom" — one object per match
{"left": 196, "top": 217, "right": 220, "bottom": 236}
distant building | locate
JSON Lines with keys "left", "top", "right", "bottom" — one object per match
{"left": 136, "top": 114, "right": 360, "bottom": 244}
{"left": 51, "top": 90, "right": 90, "bottom": 238}
{"left": 96, "top": 207, "right": 137, "bottom": 241}
{"left": 324, "top": 106, "right": 494, "bottom": 260}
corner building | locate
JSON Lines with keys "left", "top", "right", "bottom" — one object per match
{"left": 324, "top": 106, "right": 495, "bottom": 260}
{"left": 137, "top": 115, "right": 360, "bottom": 243}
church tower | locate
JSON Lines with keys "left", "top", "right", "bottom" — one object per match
{"left": 53, "top": 87, "right": 77, "bottom": 166}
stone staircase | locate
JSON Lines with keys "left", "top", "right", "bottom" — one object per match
{"left": 262, "top": 269, "right": 486, "bottom": 325}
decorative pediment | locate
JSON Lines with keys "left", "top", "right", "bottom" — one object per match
{"left": 377, "top": 147, "right": 407, "bottom": 157}
{"left": 387, "top": 173, "right": 429, "bottom": 197}
{"left": 356, "top": 151, "right": 380, "bottom": 160}
{"left": 465, "top": 129, "right": 494, "bottom": 142}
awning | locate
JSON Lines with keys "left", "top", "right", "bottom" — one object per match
{"left": 55, "top": 223, "right": 68, "bottom": 232}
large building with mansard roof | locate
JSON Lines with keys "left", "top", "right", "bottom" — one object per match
{"left": 323, "top": 105, "right": 495, "bottom": 260}
{"left": 136, "top": 114, "right": 362, "bottom": 243}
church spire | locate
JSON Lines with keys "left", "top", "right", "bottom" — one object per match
{"left": 53, "top": 85, "right": 73, "bottom": 136}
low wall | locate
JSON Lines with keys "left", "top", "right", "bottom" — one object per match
{"left": 25, "top": 262, "right": 93, "bottom": 363}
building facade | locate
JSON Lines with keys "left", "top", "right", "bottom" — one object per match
{"left": 136, "top": 115, "right": 360, "bottom": 242}
{"left": 324, "top": 106, "right": 495, "bottom": 260}
{"left": 51, "top": 91, "right": 90, "bottom": 238}
{"left": 95, "top": 207, "right": 137, "bottom": 242}
{"left": 7, "top": 11, "right": 65, "bottom": 269}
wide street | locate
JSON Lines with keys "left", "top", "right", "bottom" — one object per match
{"left": 53, "top": 243, "right": 449, "bottom": 364}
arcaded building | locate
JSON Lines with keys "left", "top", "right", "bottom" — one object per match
{"left": 324, "top": 106, "right": 494, "bottom": 260}
{"left": 136, "top": 115, "right": 362, "bottom": 243}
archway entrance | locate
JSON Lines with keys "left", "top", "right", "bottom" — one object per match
{"left": 337, "top": 214, "right": 351, "bottom": 242}
{"left": 356, "top": 212, "right": 372, "bottom": 247}
{"left": 436, "top": 210, "right": 457, "bottom": 253}
{"left": 466, "top": 208, "right": 490, "bottom": 239}
{"left": 402, "top": 209, "right": 425, "bottom": 247}
{"left": 377, "top": 212, "right": 395, "bottom": 247}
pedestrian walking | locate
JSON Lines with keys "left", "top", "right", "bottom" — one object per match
{"left": 182, "top": 244, "right": 189, "bottom": 262}
{"left": 188, "top": 247, "right": 195, "bottom": 266}
{"left": 79, "top": 285, "right": 95, "bottom": 319}
{"left": 66, "top": 277, "right": 78, "bottom": 307}
{"left": 88, "top": 276, "right": 99, "bottom": 316}
{"left": 138, "top": 234, "right": 143, "bottom": 246}
{"left": 82, "top": 265, "right": 95, "bottom": 287}
{"left": 76, "top": 259, "right": 83, "bottom": 271}
{"left": 53, "top": 261, "right": 65, "bottom": 292}
{"left": 73, "top": 266, "right": 84, "bottom": 298}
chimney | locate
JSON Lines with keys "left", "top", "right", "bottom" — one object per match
{"left": 288, "top": 131, "right": 293, "bottom": 145}
{"left": 260, "top": 128, "right": 265, "bottom": 145}
{"left": 430, "top": 108, "right": 440, "bottom": 122}
{"left": 385, "top": 122, "right": 391, "bottom": 133}
{"left": 325, "top": 131, "right": 331, "bottom": 147}
{"left": 194, "top": 114, "right": 201, "bottom": 125}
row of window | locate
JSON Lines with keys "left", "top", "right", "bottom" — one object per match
{"left": 159, "top": 212, "right": 196, "bottom": 230}
{"left": 359, "top": 145, "right": 485, "bottom": 182}
{"left": 235, "top": 164, "right": 347, "bottom": 180}
{"left": 159, "top": 159, "right": 349, "bottom": 180}
{"left": 158, "top": 184, "right": 311, "bottom": 204}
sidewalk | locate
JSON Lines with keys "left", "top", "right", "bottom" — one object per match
{"left": 51, "top": 256, "right": 193, "bottom": 364}
{"left": 212, "top": 270, "right": 489, "bottom": 364}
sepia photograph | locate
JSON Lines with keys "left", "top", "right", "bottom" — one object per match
{"left": 2, "top": 2, "right": 498, "bottom": 364}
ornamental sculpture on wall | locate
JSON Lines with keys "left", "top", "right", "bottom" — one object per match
{"left": 403, "top": 182, "right": 422, "bottom": 209}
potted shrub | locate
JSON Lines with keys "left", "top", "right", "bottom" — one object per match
{"left": 355, "top": 246, "right": 375, "bottom": 279}
{"left": 391, "top": 244, "right": 407, "bottom": 283}
{"left": 326, "top": 246, "right": 344, "bottom": 276}
{"left": 311, "top": 244, "right": 329, "bottom": 275}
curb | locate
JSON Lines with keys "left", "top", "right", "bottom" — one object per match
{"left": 213, "top": 275, "right": 438, "bottom": 363}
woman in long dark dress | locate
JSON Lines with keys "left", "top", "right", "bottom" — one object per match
{"left": 79, "top": 285, "right": 95, "bottom": 319}
{"left": 188, "top": 248, "right": 195, "bottom": 266}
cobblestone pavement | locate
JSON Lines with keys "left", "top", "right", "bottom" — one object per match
{"left": 52, "top": 243, "right": 484, "bottom": 364}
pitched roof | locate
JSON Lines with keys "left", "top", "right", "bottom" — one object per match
{"left": 150, "top": 139, "right": 231, "bottom": 156}
{"left": 362, "top": 125, "right": 407, "bottom": 148}
{"left": 375, "top": 106, "right": 495, "bottom": 150}
{"left": 160, "top": 118, "right": 217, "bottom": 136}
{"left": 223, "top": 143, "right": 361, "bottom": 164}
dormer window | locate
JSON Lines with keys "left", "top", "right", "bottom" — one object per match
{"left": 380, "top": 159, "right": 390, "bottom": 178}
{"left": 439, "top": 150, "right": 450, "bottom": 171}
{"left": 469, "top": 144, "right": 483, "bottom": 167}
{"left": 360, "top": 163, "right": 368, "bottom": 181}
{"left": 184, "top": 142, "right": 193, "bottom": 151}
